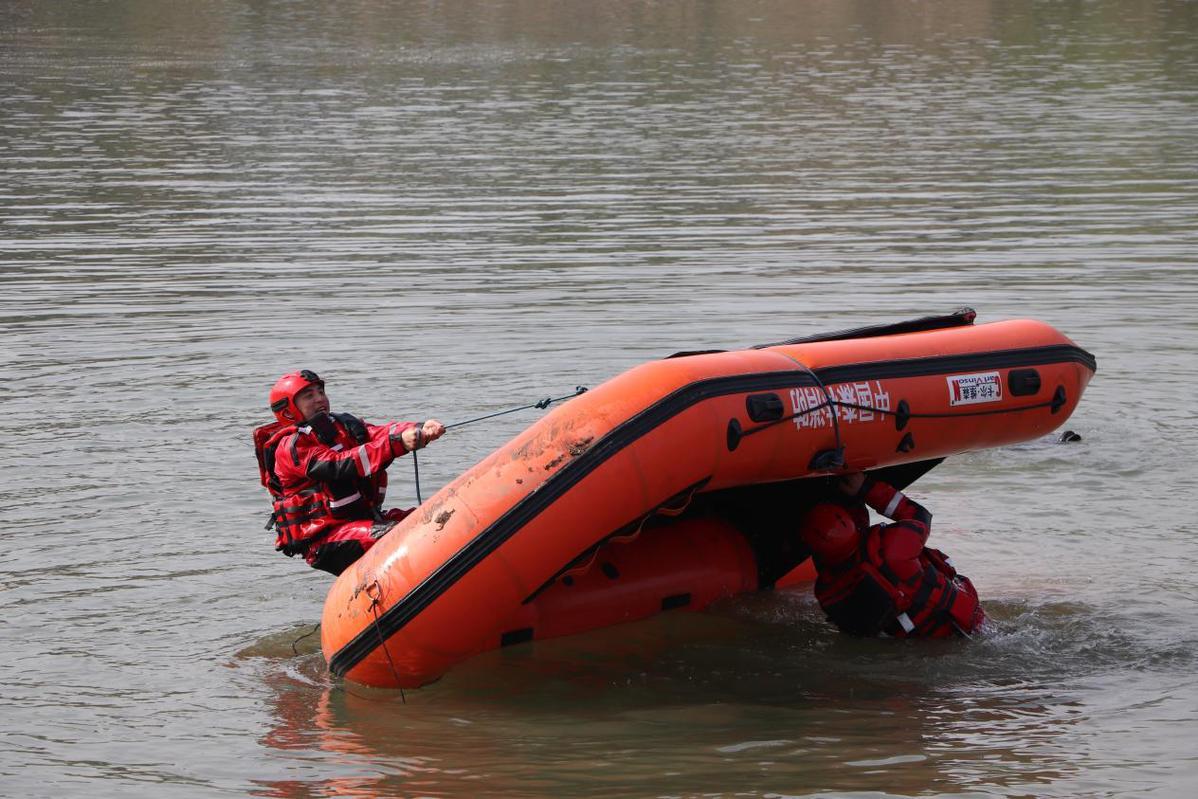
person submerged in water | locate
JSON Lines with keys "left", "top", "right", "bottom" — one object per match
{"left": 253, "top": 370, "right": 445, "bottom": 576}
{"left": 798, "top": 472, "right": 986, "bottom": 638}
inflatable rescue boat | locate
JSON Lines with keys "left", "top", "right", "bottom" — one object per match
{"left": 321, "top": 309, "right": 1096, "bottom": 688}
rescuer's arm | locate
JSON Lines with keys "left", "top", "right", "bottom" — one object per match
{"left": 861, "top": 478, "right": 931, "bottom": 536}
{"left": 838, "top": 472, "right": 932, "bottom": 544}
{"left": 836, "top": 472, "right": 928, "bottom": 580}
{"left": 299, "top": 423, "right": 414, "bottom": 483}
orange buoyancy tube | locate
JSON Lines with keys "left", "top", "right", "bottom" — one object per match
{"left": 322, "top": 317, "right": 1095, "bottom": 688}
{"left": 499, "top": 515, "right": 760, "bottom": 647}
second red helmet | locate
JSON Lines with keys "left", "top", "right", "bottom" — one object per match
{"left": 798, "top": 502, "right": 864, "bottom": 564}
{"left": 269, "top": 370, "right": 324, "bottom": 425}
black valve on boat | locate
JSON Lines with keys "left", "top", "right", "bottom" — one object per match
{"left": 808, "top": 447, "right": 845, "bottom": 471}
{"left": 726, "top": 418, "right": 743, "bottom": 451}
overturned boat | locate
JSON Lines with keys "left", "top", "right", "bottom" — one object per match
{"left": 320, "top": 309, "right": 1096, "bottom": 688}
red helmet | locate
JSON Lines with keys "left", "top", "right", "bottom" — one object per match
{"left": 799, "top": 502, "right": 863, "bottom": 564}
{"left": 269, "top": 370, "right": 324, "bottom": 425}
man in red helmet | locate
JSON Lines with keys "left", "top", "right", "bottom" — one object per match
{"left": 798, "top": 472, "right": 985, "bottom": 638}
{"left": 253, "top": 370, "right": 445, "bottom": 576}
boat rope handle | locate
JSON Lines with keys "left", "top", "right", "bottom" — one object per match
{"left": 741, "top": 392, "right": 1065, "bottom": 443}
{"left": 837, "top": 395, "right": 1062, "bottom": 422}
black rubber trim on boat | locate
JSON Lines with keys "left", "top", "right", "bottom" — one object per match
{"left": 672, "top": 308, "right": 976, "bottom": 358}
{"left": 667, "top": 348, "right": 727, "bottom": 359}
{"left": 813, "top": 345, "right": 1096, "bottom": 382}
{"left": 327, "top": 342, "right": 1096, "bottom": 678}
{"left": 752, "top": 307, "right": 977, "bottom": 349}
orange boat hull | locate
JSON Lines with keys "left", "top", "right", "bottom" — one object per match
{"left": 322, "top": 313, "right": 1095, "bottom": 688}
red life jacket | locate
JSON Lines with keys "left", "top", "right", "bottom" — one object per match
{"left": 814, "top": 528, "right": 982, "bottom": 638}
{"left": 252, "top": 413, "right": 380, "bottom": 555}
{"left": 253, "top": 420, "right": 293, "bottom": 500}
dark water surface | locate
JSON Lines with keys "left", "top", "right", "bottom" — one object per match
{"left": 2, "top": 1, "right": 1197, "bottom": 797}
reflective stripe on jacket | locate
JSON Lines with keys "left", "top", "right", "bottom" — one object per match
{"left": 812, "top": 480, "right": 981, "bottom": 638}
{"left": 270, "top": 412, "right": 416, "bottom": 553}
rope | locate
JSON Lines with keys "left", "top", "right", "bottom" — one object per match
{"left": 772, "top": 354, "right": 845, "bottom": 468}
{"left": 366, "top": 581, "right": 406, "bottom": 704}
{"left": 445, "top": 386, "right": 588, "bottom": 431}
{"left": 411, "top": 426, "right": 423, "bottom": 505}
{"left": 410, "top": 386, "right": 588, "bottom": 505}
{"left": 291, "top": 622, "right": 321, "bottom": 655}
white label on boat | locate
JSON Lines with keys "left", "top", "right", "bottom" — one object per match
{"left": 947, "top": 371, "right": 1003, "bottom": 406}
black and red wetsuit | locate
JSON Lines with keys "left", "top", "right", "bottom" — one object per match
{"left": 261, "top": 412, "right": 418, "bottom": 575}
{"left": 805, "top": 479, "right": 985, "bottom": 638}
